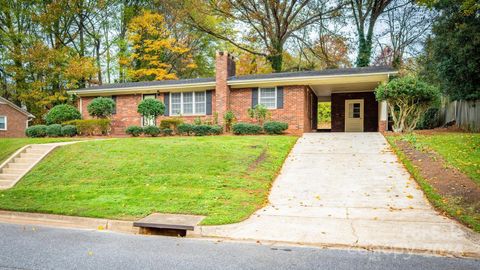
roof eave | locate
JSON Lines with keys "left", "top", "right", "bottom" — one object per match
{"left": 68, "top": 81, "right": 217, "bottom": 96}
{"left": 0, "top": 97, "right": 35, "bottom": 118}
{"left": 68, "top": 70, "right": 398, "bottom": 95}
{"left": 228, "top": 71, "right": 397, "bottom": 88}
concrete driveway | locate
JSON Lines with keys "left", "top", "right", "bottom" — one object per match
{"left": 200, "top": 133, "right": 480, "bottom": 257}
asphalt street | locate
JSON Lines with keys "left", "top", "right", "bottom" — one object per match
{"left": 0, "top": 222, "right": 478, "bottom": 270}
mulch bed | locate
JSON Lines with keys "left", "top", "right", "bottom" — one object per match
{"left": 396, "top": 140, "right": 480, "bottom": 211}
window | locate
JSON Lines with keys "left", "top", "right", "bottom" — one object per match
{"left": 111, "top": 96, "right": 117, "bottom": 114}
{"left": 259, "top": 87, "right": 277, "bottom": 109}
{"left": 0, "top": 116, "right": 6, "bottom": 130}
{"left": 170, "top": 91, "right": 207, "bottom": 116}
{"left": 142, "top": 94, "right": 157, "bottom": 126}
{"left": 195, "top": 92, "right": 206, "bottom": 114}
{"left": 349, "top": 103, "right": 361, "bottom": 118}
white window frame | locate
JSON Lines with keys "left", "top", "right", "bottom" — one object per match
{"left": 0, "top": 116, "right": 7, "bottom": 131}
{"left": 258, "top": 87, "right": 278, "bottom": 109}
{"left": 170, "top": 91, "right": 207, "bottom": 116}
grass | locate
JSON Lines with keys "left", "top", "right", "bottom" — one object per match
{"left": 386, "top": 133, "right": 480, "bottom": 232}
{"left": 0, "top": 136, "right": 298, "bottom": 225}
{"left": 0, "top": 138, "right": 82, "bottom": 163}
{"left": 404, "top": 133, "right": 479, "bottom": 185}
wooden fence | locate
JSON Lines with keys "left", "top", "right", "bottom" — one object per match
{"left": 438, "top": 99, "right": 480, "bottom": 131}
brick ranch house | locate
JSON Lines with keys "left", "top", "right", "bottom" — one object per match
{"left": 0, "top": 96, "right": 35, "bottom": 138}
{"left": 70, "top": 52, "right": 397, "bottom": 135}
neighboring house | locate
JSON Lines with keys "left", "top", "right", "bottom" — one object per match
{"left": 69, "top": 52, "right": 396, "bottom": 134}
{"left": 0, "top": 97, "right": 35, "bottom": 138}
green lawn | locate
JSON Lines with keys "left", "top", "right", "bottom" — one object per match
{"left": 0, "top": 138, "right": 83, "bottom": 164}
{"left": 387, "top": 132, "right": 480, "bottom": 232}
{"left": 407, "top": 133, "right": 480, "bottom": 185}
{"left": 0, "top": 136, "right": 298, "bottom": 225}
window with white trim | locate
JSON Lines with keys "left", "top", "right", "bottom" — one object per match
{"left": 142, "top": 94, "right": 156, "bottom": 126}
{"left": 259, "top": 87, "right": 277, "bottom": 109}
{"left": 0, "top": 116, "right": 6, "bottom": 130}
{"left": 170, "top": 91, "right": 206, "bottom": 116}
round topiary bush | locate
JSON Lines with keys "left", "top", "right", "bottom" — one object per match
{"left": 232, "top": 123, "right": 262, "bottom": 135}
{"left": 263, "top": 121, "right": 288, "bottom": 134}
{"left": 137, "top": 99, "right": 165, "bottom": 119}
{"left": 61, "top": 125, "right": 77, "bottom": 137}
{"left": 25, "top": 125, "right": 48, "bottom": 137}
{"left": 143, "top": 125, "right": 161, "bottom": 137}
{"left": 125, "top": 126, "right": 143, "bottom": 137}
{"left": 45, "top": 104, "right": 81, "bottom": 125}
{"left": 87, "top": 97, "right": 116, "bottom": 118}
{"left": 46, "top": 124, "right": 63, "bottom": 137}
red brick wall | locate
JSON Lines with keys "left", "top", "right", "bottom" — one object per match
{"left": 331, "top": 92, "right": 378, "bottom": 132}
{"left": 80, "top": 94, "right": 143, "bottom": 134}
{"left": 80, "top": 93, "right": 219, "bottom": 134}
{"left": 229, "top": 85, "right": 310, "bottom": 134}
{"left": 0, "top": 104, "right": 29, "bottom": 138}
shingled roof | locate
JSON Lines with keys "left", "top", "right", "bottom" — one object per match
{"left": 73, "top": 66, "right": 395, "bottom": 92}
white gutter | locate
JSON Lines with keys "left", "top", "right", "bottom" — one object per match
{"left": 68, "top": 81, "right": 216, "bottom": 95}
{"left": 228, "top": 71, "right": 397, "bottom": 87}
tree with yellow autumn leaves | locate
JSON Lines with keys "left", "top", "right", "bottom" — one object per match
{"left": 123, "top": 10, "right": 197, "bottom": 81}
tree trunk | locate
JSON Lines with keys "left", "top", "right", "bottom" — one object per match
{"left": 267, "top": 42, "right": 284, "bottom": 72}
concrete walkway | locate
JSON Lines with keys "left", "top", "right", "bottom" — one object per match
{"left": 200, "top": 133, "right": 480, "bottom": 257}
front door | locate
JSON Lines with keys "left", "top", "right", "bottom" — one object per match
{"left": 345, "top": 99, "right": 364, "bottom": 132}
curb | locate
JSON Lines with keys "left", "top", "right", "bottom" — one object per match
{"left": 0, "top": 210, "right": 139, "bottom": 234}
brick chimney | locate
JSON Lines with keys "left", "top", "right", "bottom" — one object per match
{"left": 215, "top": 51, "right": 236, "bottom": 123}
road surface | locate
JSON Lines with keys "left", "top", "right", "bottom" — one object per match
{"left": 0, "top": 223, "right": 478, "bottom": 270}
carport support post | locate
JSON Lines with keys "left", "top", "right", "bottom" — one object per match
{"left": 378, "top": 101, "right": 388, "bottom": 132}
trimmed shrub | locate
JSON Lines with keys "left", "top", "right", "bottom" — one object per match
{"left": 177, "top": 123, "right": 194, "bottom": 135}
{"left": 64, "top": 119, "right": 111, "bottom": 136}
{"left": 61, "top": 125, "right": 77, "bottom": 137}
{"left": 137, "top": 99, "right": 165, "bottom": 121}
{"left": 191, "top": 125, "right": 211, "bottom": 136}
{"left": 46, "top": 124, "right": 63, "bottom": 137}
{"left": 160, "top": 118, "right": 183, "bottom": 132}
{"left": 375, "top": 76, "right": 440, "bottom": 132}
{"left": 232, "top": 123, "right": 262, "bottom": 135}
{"left": 162, "top": 128, "right": 173, "bottom": 136}
{"left": 45, "top": 104, "right": 81, "bottom": 125}
{"left": 210, "top": 125, "right": 223, "bottom": 135}
{"left": 126, "top": 126, "right": 143, "bottom": 137}
{"left": 143, "top": 125, "right": 161, "bottom": 137}
{"left": 263, "top": 121, "right": 288, "bottom": 134}
{"left": 25, "top": 125, "right": 47, "bottom": 137}
{"left": 87, "top": 97, "right": 116, "bottom": 118}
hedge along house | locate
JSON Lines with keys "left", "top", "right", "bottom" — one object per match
{"left": 69, "top": 52, "right": 397, "bottom": 134}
